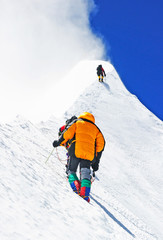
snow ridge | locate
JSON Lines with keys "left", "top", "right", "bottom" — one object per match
{"left": 0, "top": 60, "right": 162, "bottom": 240}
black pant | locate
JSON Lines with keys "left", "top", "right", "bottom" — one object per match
{"left": 97, "top": 71, "right": 103, "bottom": 77}
{"left": 67, "top": 156, "right": 91, "bottom": 180}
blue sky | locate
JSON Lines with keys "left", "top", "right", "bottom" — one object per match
{"left": 91, "top": 0, "right": 163, "bottom": 121}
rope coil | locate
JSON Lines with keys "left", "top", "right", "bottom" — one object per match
{"left": 56, "top": 148, "right": 68, "bottom": 164}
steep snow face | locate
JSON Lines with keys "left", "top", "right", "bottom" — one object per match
{"left": 0, "top": 60, "right": 163, "bottom": 240}
{"left": 64, "top": 60, "right": 163, "bottom": 238}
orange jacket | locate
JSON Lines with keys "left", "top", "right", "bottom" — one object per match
{"left": 60, "top": 112, "right": 105, "bottom": 161}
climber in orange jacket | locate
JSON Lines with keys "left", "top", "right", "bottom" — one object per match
{"left": 52, "top": 112, "right": 105, "bottom": 202}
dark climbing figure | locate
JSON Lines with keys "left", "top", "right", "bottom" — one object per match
{"left": 96, "top": 65, "right": 106, "bottom": 82}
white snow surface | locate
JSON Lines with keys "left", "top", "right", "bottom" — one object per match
{"left": 0, "top": 60, "right": 163, "bottom": 240}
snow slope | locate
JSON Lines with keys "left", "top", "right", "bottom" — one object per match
{"left": 0, "top": 60, "right": 163, "bottom": 240}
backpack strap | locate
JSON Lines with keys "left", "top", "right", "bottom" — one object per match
{"left": 78, "top": 118, "right": 105, "bottom": 150}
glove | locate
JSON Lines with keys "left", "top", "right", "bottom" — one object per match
{"left": 91, "top": 151, "right": 102, "bottom": 172}
{"left": 91, "top": 162, "right": 99, "bottom": 172}
{"left": 52, "top": 140, "right": 59, "bottom": 148}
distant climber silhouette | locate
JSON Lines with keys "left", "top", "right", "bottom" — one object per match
{"left": 96, "top": 65, "right": 106, "bottom": 82}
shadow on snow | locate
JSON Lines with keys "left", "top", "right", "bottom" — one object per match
{"left": 90, "top": 195, "right": 135, "bottom": 238}
{"left": 102, "top": 82, "right": 110, "bottom": 91}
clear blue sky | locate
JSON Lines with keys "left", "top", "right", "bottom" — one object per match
{"left": 90, "top": 0, "right": 163, "bottom": 121}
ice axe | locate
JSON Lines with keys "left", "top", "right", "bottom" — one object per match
{"left": 91, "top": 171, "right": 96, "bottom": 183}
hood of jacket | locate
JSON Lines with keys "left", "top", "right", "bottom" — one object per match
{"left": 78, "top": 112, "right": 95, "bottom": 124}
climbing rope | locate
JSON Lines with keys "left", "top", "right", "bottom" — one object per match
{"left": 56, "top": 148, "right": 68, "bottom": 164}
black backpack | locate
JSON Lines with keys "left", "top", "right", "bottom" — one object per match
{"left": 65, "top": 115, "right": 77, "bottom": 127}
{"left": 58, "top": 116, "right": 77, "bottom": 137}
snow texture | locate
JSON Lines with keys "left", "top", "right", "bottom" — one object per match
{"left": 0, "top": 60, "right": 163, "bottom": 240}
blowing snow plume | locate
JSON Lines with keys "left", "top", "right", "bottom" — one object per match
{"left": 0, "top": 0, "right": 106, "bottom": 122}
